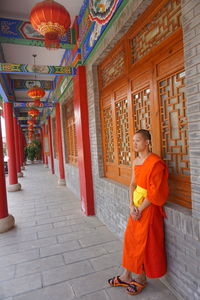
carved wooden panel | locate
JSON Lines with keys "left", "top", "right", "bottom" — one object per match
{"left": 130, "top": 0, "right": 181, "bottom": 64}
{"left": 102, "top": 106, "right": 115, "bottom": 163}
{"left": 64, "top": 100, "right": 78, "bottom": 165}
{"left": 159, "top": 70, "right": 190, "bottom": 176}
{"left": 132, "top": 87, "right": 151, "bottom": 131}
{"left": 66, "top": 116, "right": 78, "bottom": 165}
{"left": 115, "top": 99, "right": 131, "bottom": 165}
{"left": 101, "top": 49, "right": 125, "bottom": 88}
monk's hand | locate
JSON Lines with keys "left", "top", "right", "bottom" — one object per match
{"left": 131, "top": 207, "right": 141, "bottom": 220}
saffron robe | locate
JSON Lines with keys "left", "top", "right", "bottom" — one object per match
{"left": 122, "top": 153, "right": 168, "bottom": 278}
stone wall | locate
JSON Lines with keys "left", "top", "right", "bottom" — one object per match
{"left": 85, "top": 0, "right": 200, "bottom": 299}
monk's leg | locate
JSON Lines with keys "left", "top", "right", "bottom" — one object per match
{"left": 135, "top": 266, "right": 147, "bottom": 285}
{"left": 119, "top": 268, "right": 133, "bottom": 283}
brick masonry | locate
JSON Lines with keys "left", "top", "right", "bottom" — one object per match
{"left": 84, "top": 0, "right": 200, "bottom": 299}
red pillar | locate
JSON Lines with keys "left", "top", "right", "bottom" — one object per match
{"left": 0, "top": 115, "right": 8, "bottom": 218}
{"left": 3, "top": 103, "right": 21, "bottom": 192}
{"left": 73, "top": 66, "right": 95, "bottom": 216}
{"left": 0, "top": 114, "right": 15, "bottom": 232}
{"left": 43, "top": 123, "right": 48, "bottom": 167}
{"left": 55, "top": 103, "right": 65, "bottom": 185}
{"left": 48, "top": 116, "right": 54, "bottom": 174}
{"left": 13, "top": 117, "right": 23, "bottom": 177}
{"left": 18, "top": 123, "right": 24, "bottom": 169}
{"left": 40, "top": 127, "right": 45, "bottom": 164}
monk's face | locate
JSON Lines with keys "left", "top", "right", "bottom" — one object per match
{"left": 133, "top": 133, "right": 149, "bottom": 152}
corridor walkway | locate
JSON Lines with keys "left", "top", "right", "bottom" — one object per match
{"left": 0, "top": 164, "right": 177, "bottom": 300}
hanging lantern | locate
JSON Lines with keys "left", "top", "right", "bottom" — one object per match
{"left": 28, "top": 108, "right": 40, "bottom": 117}
{"left": 28, "top": 126, "right": 34, "bottom": 130}
{"left": 28, "top": 120, "right": 35, "bottom": 125}
{"left": 33, "top": 98, "right": 42, "bottom": 107}
{"left": 28, "top": 86, "right": 45, "bottom": 100}
{"left": 30, "top": 0, "right": 71, "bottom": 49}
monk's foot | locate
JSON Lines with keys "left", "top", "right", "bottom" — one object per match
{"left": 127, "top": 281, "right": 145, "bottom": 295}
{"left": 108, "top": 275, "right": 132, "bottom": 287}
{"left": 119, "top": 274, "right": 132, "bottom": 283}
{"left": 135, "top": 276, "right": 147, "bottom": 286}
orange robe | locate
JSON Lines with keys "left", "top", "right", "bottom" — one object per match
{"left": 122, "top": 153, "right": 168, "bottom": 278}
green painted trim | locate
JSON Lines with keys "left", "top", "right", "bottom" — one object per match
{"left": 84, "top": 0, "right": 130, "bottom": 64}
{"left": 0, "top": 37, "right": 75, "bottom": 49}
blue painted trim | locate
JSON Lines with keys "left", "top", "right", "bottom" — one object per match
{"left": 0, "top": 83, "right": 9, "bottom": 102}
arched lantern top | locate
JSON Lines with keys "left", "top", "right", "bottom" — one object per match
{"left": 30, "top": 0, "right": 71, "bottom": 48}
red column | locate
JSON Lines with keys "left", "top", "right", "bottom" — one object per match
{"left": 43, "top": 124, "right": 48, "bottom": 168}
{"left": 18, "top": 124, "right": 24, "bottom": 169}
{"left": 0, "top": 115, "right": 8, "bottom": 218}
{"left": 55, "top": 103, "right": 65, "bottom": 185}
{"left": 40, "top": 127, "right": 45, "bottom": 164}
{"left": 73, "top": 66, "right": 95, "bottom": 216}
{"left": 13, "top": 117, "right": 23, "bottom": 177}
{"left": 3, "top": 103, "right": 21, "bottom": 192}
{"left": 0, "top": 114, "right": 15, "bottom": 232}
{"left": 43, "top": 124, "right": 48, "bottom": 167}
{"left": 48, "top": 116, "right": 54, "bottom": 174}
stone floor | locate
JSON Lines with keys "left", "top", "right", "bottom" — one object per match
{"left": 0, "top": 163, "right": 178, "bottom": 300}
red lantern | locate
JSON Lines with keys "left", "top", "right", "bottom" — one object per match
{"left": 28, "top": 120, "right": 35, "bottom": 125}
{"left": 34, "top": 99, "right": 42, "bottom": 106}
{"left": 28, "top": 86, "right": 45, "bottom": 99}
{"left": 30, "top": 0, "right": 71, "bottom": 49}
{"left": 28, "top": 108, "right": 40, "bottom": 117}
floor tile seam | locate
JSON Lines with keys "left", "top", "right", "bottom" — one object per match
{"left": 56, "top": 235, "right": 119, "bottom": 246}
{"left": 14, "top": 259, "right": 65, "bottom": 277}
{"left": 78, "top": 237, "right": 120, "bottom": 248}
{"left": 41, "top": 267, "right": 101, "bottom": 288}
{"left": 0, "top": 251, "right": 41, "bottom": 268}
{"left": 62, "top": 251, "right": 111, "bottom": 267}
{"left": 2, "top": 274, "right": 43, "bottom": 299}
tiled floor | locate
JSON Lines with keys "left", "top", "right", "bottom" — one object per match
{"left": 0, "top": 163, "right": 178, "bottom": 300}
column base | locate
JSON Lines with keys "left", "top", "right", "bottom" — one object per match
{"left": 7, "top": 183, "right": 21, "bottom": 192}
{"left": 17, "top": 172, "right": 23, "bottom": 177}
{"left": 0, "top": 214, "right": 15, "bottom": 233}
{"left": 44, "top": 164, "right": 48, "bottom": 168}
{"left": 58, "top": 178, "right": 66, "bottom": 186}
{"left": 21, "top": 166, "right": 25, "bottom": 170}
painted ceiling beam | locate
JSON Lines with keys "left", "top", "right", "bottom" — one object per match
{"left": 18, "top": 117, "right": 39, "bottom": 120}
{"left": 0, "top": 63, "right": 76, "bottom": 76}
{"left": 0, "top": 17, "right": 75, "bottom": 49}
{"left": 11, "top": 79, "right": 54, "bottom": 91}
{"left": 14, "top": 102, "right": 55, "bottom": 108}
{"left": 0, "top": 83, "right": 9, "bottom": 102}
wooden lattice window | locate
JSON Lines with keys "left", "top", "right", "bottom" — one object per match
{"left": 115, "top": 99, "right": 131, "bottom": 166}
{"left": 101, "top": 86, "right": 131, "bottom": 185}
{"left": 52, "top": 118, "right": 58, "bottom": 159}
{"left": 64, "top": 101, "right": 78, "bottom": 165}
{"left": 158, "top": 70, "right": 191, "bottom": 208}
{"left": 132, "top": 87, "right": 151, "bottom": 131}
{"left": 102, "top": 106, "right": 115, "bottom": 163}
{"left": 129, "top": 0, "right": 182, "bottom": 64}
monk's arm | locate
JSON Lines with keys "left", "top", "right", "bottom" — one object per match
{"left": 129, "top": 162, "right": 136, "bottom": 209}
{"left": 138, "top": 197, "right": 151, "bottom": 214}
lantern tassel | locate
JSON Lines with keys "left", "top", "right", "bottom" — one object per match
{"left": 45, "top": 32, "right": 60, "bottom": 49}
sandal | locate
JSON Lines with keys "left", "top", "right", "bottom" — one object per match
{"left": 127, "top": 280, "right": 145, "bottom": 295}
{"left": 108, "top": 276, "right": 130, "bottom": 287}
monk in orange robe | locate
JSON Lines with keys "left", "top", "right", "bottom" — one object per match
{"left": 108, "top": 129, "right": 168, "bottom": 295}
